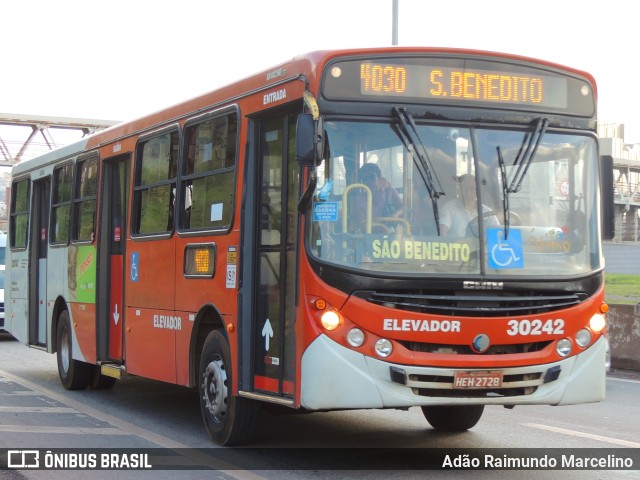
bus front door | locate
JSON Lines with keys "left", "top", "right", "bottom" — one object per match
{"left": 96, "top": 155, "right": 129, "bottom": 364}
{"left": 241, "top": 112, "right": 299, "bottom": 401}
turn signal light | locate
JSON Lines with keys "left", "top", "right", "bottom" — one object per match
{"left": 313, "top": 298, "right": 327, "bottom": 310}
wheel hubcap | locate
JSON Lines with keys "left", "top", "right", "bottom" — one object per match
{"left": 202, "top": 356, "right": 228, "bottom": 423}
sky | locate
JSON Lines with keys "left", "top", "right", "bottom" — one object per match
{"left": 1, "top": 0, "right": 639, "bottom": 150}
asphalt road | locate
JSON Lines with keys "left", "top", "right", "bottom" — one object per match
{"left": 0, "top": 332, "right": 638, "bottom": 480}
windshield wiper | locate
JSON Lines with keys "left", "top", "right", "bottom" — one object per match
{"left": 392, "top": 107, "right": 445, "bottom": 235}
{"left": 497, "top": 146, "right": 510, "bottom": 239}
{"left": 508, "top": 117, "right": 549, "bottom": 193}
{"left": 497, "top": 117, "right": 548, "bottom": 239}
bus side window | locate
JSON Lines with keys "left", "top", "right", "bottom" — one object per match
{"left": 10, "top": 178, "right": 31, "bottom": 249}
{"left": 180, "top": 112, "right": 237, "bottom": 232}
{"left": 132, "top": 131, "right": 179, "bottom": 235}
{"left": 51, "top": 163, "right": 73, "bottom": 245}
{"left": 73, "top": 156, "right": 98, "bottom": 242}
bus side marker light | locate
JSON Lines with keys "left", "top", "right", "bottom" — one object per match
{"left": 589, "top": 313, "right": 606, "bottom": 333}
{"left": 556, "top": 338, "right": 572, "bottom": 357}
{"left": 320, "top": 310, "right": 342, "bottom": 331}
{"left": 347, "top": 328, "right": 365, "bottom": 347}
{"left": 374, "top": 338, "right": 393, "bottom": 358}
{"left": 575, "top": 329, "right": 592, "bottom": 348}
{"left": 227, "top": 323, "right": 235, "bottom": 333}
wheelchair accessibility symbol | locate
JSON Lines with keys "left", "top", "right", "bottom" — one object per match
{"left": 130, "top": 252, "right": 139, "bottom": 282}
{"left": 487, "top": 228, "right": 524, "bottom": 269}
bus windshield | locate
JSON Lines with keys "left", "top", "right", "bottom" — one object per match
{"left": 308, "top": 119, "right": 601, "bottom": 277}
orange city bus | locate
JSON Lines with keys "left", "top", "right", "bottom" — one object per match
{"left": 6, "top": 47, "right": 614, "bottom": 445}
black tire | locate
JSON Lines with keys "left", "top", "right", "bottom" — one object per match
{"left": 56, "top": 310, "right": 92, "bottom": 390}
{"left": 421, "top": 405, "right": 484, "bottom": 432}
{"left": 89, "top": 365, "right": 117, "bottom": 390}
{"left": 199, "top": 329, "right": 258, "bottom": 445}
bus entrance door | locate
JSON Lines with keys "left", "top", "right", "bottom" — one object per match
{"left": 28, "top": 178, "right": 50, "bottom": 347}
{"left": 96, "top": 155, "right": 129, "bottom": 364}
{"left": 241, "top": 112, "right": 299, "bottom": 401}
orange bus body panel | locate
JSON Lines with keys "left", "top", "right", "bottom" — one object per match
{"left": 125, "top": 306, "right": 178, "bottom": 383}
{"left": 69, "top": 303, "right": 97, "bottom": 364}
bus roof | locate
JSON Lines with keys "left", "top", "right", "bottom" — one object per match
{"left": 11, "top": 47, "right": 597, "bottom": 177}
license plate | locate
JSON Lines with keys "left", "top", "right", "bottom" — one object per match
{"left": 453, "top": 371, "right": 503, "bottom": 389}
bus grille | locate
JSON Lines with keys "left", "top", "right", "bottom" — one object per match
{"left": 408, "top": 372, "right": 544, "bottom": 398}
{"left": 398, "top": 340, "right": 552, "bottom": 355}
{"left": 360, "top": 290, "right": 586, "bottom": 317}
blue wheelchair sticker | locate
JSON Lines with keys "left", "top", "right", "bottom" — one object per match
{"left": 130, "top": 252, "right": 139, "bottom": 282}
{"left": 487, "top": 228, "right": 524, "bottom": 269}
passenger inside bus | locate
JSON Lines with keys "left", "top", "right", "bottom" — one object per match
{"left": 439, "top": 174, "right": 498, "bottom": 237}
{"left": 348, "top": 162, "right": 404, "bottom": 233}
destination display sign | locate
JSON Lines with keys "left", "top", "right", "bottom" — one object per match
{"left": 322, "top": 56, "right": 595, "bottom": 115}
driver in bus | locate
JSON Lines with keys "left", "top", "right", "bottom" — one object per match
{"left": 440, "top": 174, "right": 498, "bottom": 237}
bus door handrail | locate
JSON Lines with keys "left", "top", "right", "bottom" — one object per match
{"left": 342, "top": 183, "right": 372, "bottom": 234}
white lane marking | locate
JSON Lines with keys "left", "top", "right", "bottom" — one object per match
{"left": 0, "top": 425, "right": 127, "bottom": 435}
{"left": 523, "top": 422, "right": 640, "bottom": 447}
{"left": 608, "top": 376, "right": 640, "bottom": 384}
{"left": 0, "top": 391, "right": 43, "bottom": 396}
{"left": 0, "top": 406, "right": 77, "bottom": 413}
{"left": 0, "top": 367, "right": 267, "bottom": 480}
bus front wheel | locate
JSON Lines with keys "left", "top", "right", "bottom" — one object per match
{"left": 56, "top": 310, "right": 92, "bottom": 390}
{"left": 198, "top": 329, "right": 258, "bottom": 445}
{"left": 421, "top": 405, "right": 484, "bottom": 432}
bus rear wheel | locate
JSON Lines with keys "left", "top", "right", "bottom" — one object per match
{"left": 56, "top": 310, "right": 92, "bottom": 390}
{"left": 421, "top": 405, "right": 484, "bottom": 432}
{"left": 199, "top": 330, "right": 258, "bottom": 445}
{"left": 89, "top": 365, "right": 117, "bottom": 390}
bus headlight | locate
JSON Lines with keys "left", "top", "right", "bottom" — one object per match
{"left": 320, "top": 310, "right": 342, "bottom": 331}
{"left": 589, "top": 313, "right": 606, "bottom": 333}
{"left": 374, "top": 338, "right": 393, "bottom": 358}
{"left": 347, "top": 328, "right": 365, "bottom": 347}
{"left": 575, "top": 329, "right": 592, "bottom": 348}
{"left": 556, "top": 338, "right": 572, "bottom": 357}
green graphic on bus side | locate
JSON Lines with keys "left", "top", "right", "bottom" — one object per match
{"left": 75, "top": 245, "right": 96, "bottom": 303}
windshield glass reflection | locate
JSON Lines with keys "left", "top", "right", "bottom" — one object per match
{"left": 308, "top": 120, "right": 601, "bottom": 277}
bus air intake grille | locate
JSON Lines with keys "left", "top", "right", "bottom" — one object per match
{"left": 360, "top": 290, "right": 585, "bottom": 317}
{"left": 398, "top": 340, "right": 552, "bottom": 355}
{"left": 407, "top": 372, "right": 544, "bottom": 398}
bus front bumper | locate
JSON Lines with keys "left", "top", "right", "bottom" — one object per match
{"left": 300, "top": 334, "right": 606, "bottom": 410}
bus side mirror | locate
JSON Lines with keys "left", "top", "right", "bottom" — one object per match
{"left": 600, "top": 155, "right": 615, "bottom": 240}
{"left": 296, "top": 113, "right": 324, "bottom": 167}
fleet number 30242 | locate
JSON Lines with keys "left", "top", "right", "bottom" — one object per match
{"left": 506, "top": 318, "right": 565, "bottom": 336}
